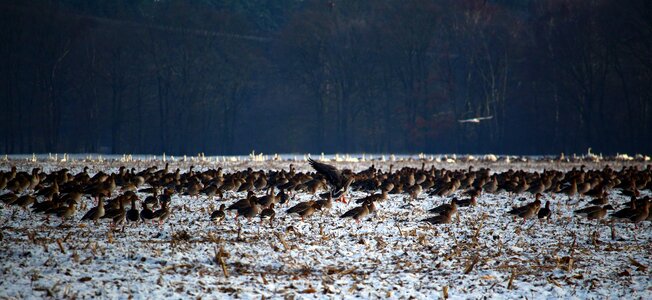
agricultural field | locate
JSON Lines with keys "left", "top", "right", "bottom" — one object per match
{"left": 0, "top": 155, "right": 650, "bottom": 299}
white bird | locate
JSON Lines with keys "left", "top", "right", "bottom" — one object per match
{"left": 458, "top": 116, "right": 493, "bottom": 123}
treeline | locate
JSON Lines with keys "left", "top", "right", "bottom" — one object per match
{"left": 0, "top": 0, "right": 651, "bottom": 155}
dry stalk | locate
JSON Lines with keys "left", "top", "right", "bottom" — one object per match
{"left": 395, "top": 222, "right": 404, "bottom": 237}
{"left": 215, "top": 247, "right": 229, "bottom": 278}
{"left": 463, "top": 255, "right": 480, "bottom": 274}
{"left": 472, "top": 214, "right": 488, "bottom": 246}
{"left": 507, "top": 270, "right": 516, "bottom": 289}
{"left": 56, "top": 238, "right": 65, "bottom": 254}
{"left": 274, "top": 232, "right": 289, "bottom": 252}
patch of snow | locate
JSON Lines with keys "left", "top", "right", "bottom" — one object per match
{"left": 0, "top": 158, "right": 650, "bottom": 299}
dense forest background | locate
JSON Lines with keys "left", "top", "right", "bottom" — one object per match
{"left": 1, "top": 0, "right": 651, "bottom": 155}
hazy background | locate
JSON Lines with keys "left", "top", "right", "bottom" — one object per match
{"left": 1, "top": 0, "right": 651, "bottom": 155}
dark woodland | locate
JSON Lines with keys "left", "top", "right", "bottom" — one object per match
{"left": 1, "top": 0, "right": 651, "bottom": 155}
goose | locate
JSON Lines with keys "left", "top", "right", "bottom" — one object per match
{"left": 259, "top": 203, "right": 276, "bottom": 227}
{"left": 422, "top": 211, "right": 453, "bottom": 224}
{"left": 286, "top": 200, "right": 317, "bottom": 221}
{"left": 152, "top": 201, "right": 171, "bottom": 226}
{"left": 126, "top": 198, "right": 140, "bottom": 224}
{"left": 81, "top": 196, "right": 106, "bottom": 224}
{"left": 211, "top": 204, "right": 226, "bottom": 223}
{"left": 355, "top": 190, "right": 388, "bottom": 204}
{"left": 537, "top": 201, "right": 552, "bottom": 221}
{"left": 308, "top": 158, "right": 354, "bottom": 203}
{"left": 429, "top": 198, "right": 457, "bottom": 216}
{"left": 340, "top": 201, "right": 371, "bottom": 223}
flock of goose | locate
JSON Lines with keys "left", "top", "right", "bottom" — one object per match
{"left": 1, "top": 159, "right": 651, "bottom": 233}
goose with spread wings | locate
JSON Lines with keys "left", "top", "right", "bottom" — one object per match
{"left": 458, "top": 116, "right": 493, "bottom": 123}
{"left": 308, "top": 158, "right": 354, "bottom": 203}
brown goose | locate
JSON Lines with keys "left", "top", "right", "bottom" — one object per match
{"left": 527, "top": 180, "right": 546, "bottom": 195}
{"left": 287, "top": 200, "right": 316, "bottom": 215}
{"left": 286, "top": 200, "right": 317, "bottom": 221}
{"left": 184, "top": 181, "right": 203, "bottom": 198}
{"left": 610, "top": 201, "right": 637, "bottom": 221}
{"left": 211, "top": 204, "right": 226, "bottom": 223}
{"left": 201, "top": 184, "right": 221, "bottom": 200}
{"left": 60, "top": 191, "right": 83, "bottom": 205}
{"left": 259, "top": 203, "right": 276, "bottom": 226}
{"left": 126, "top": 198, "right": 140, "bottom": 224}
{"left": 584, "top": 185, "right": 606, "bottom": 198}
{"left": 257, "top": 187, "right": 278, "bottom": 208}
{"left": 340, "top": 201, "right": 371, "bottom": 223}
{"left": 0, "top": 192, "right": 19, "bottom": 206}
{"left": 464, "top": 187, "right": 483, "bottom": 199}
{"left": 355, "top": 190, "right": 389, "bottom": 204}
{"left": 140, "top": 202, "right": 155, "bottom": 224}
{"left": 254, "top": 175, "right": 268, "bottom": 191}
{"left": 482, "top": 176, "right": 498, "bottom": 193}
{"left": 507, "top": 194, "right": 542, "bottom": 223}
{"left": 36, "top": 181, "right": 58, "bottom": 198}
{"left": 422, "top": 211, "right": 453, "bottom": 225}
{"left": 576, "top": 205, "right": 609, "bottom": 218}
{"left": 577, "top": 182, "right": 592, "bottom": 195}
{"left": 315, "top": 193, "right": 333, "bottom": 214}
{"left": 219, "top": 178, "right": 238, "bottom": 193}
{"left": 630, "top": 200, "right": 650, "bottom": 227}
{"left": 589, "top": 192, "right": 609, "bottom": 205}
{"left": 454, "top": 195, "right": 477, "bottom": 207}
{"left": 13, "top": 194, "right": 36, "bottom": 210}
{"left": 152, "top": 201, "right": 171, "bottom": 226}
{"left": 512, "top": 179, "right": 530, "bottom": 194}
{"left": 406, "top": 184, "right": 423, "bottom": 201}
{"left": 508, "top": 193, "right": 542, "bottom": 214}
{"left": 380, "top": 181, "right": 395, "bottom": 193}
{"left": 81, "top": 196, "right": 105, "bottom": 224}
{"left": 143, "top": 190, "right": 160, "bottom": 209}
{"left": 32, "top": 193, "right": 60, "bottom": 214}
{"left": 7, "top": 175, "right": 30, "bottom": 194}
{"left": 537, "top": 201, "right": 551, "bottom": 221}
{"left": 296, "top": 204, "right": 317, "bottom": 221}
{"left": 308, "top": 158, "right": 354, "bottom": 203}
{"left": 611, "top": 200, "right": 649, "bottom": 229}
{"left": 236, "top": 198, "right": 261, "bottom": 221}
{"left": 585, "top": 205, "right": 613, "bottom": 221}
{"left": 559, "top": 180, "right": 577, "bottom": 200}
{"left": 103, "top": 199, "right": 126, "bottom": 227}
{"left": 429, "top": 198, "right": 457, "bottom": 216}
{"left": 622, "top": 195, "right": 649, "bottom": 208}
{"left": 227, "top": 191, "right": 256, "bottom": 213}
{"left": 304, "top": 178, "right": 327, "bottom": 195}
{"left": 516, "top": 204, "right": 539, "bottom": 223}
{"left": 85, "top": 184, "right": 112, "bottom": 204}
{"left": 121, "top": 182, "right": 137, "bottom": 193}
{"left": 276, "top": 188, "right": 290, "bottom": 206}
{"left": 56, "top": 202, "right": 77, "bottom": 224}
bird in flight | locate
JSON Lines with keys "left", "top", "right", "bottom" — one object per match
{"left": 458, "top": 116, "right": 493, "bottom": 123}
{"left": 308, "top": 158, "right": 354, "bottom": 204}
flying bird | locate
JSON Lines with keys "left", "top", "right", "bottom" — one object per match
{"left": 308, "top": 158, "right": 354, "bottom": 203}
{"left": 458, "top": 116, "right": 493, "bottom": 123}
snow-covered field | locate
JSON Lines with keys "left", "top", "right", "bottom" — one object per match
{"left": 0, "top": 156, "right": 650, "bottom": 299}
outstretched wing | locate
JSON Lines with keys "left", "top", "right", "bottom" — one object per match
{"left": 458, "top": 115, "right": 493, "bottom": 123}
{"left": 308, "top": 158, "right": 343, "bottom": 187}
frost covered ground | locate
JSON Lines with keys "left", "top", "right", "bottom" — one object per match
{"left": 0, "top": 155, "right": 651, "bottom": 299}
